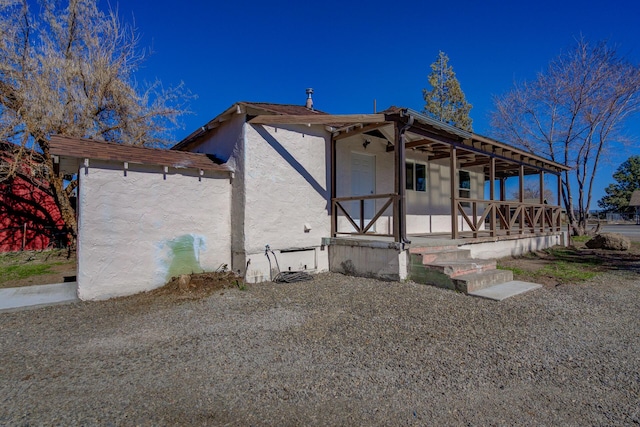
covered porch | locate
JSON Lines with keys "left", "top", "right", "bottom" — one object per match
{"left": 327, "top": 107, "right": 569, "bottom": 243}
{"left": 249, "top": 107, "right": 569, "bottom": 246}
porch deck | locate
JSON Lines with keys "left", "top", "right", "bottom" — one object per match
{"left": 325, "top": 228, "right": 567, "bottom": 251}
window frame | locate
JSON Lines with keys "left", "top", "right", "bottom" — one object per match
{"left": 405, "top": 161, "right": 427, "bottom": 193}
{"left": 459, "top": 170, "right": 471, "bottom": 207}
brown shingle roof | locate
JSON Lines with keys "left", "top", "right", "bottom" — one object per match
{"left": 239, "top": 102, "right": 328, "bottom": 116}
{"left": 172, "top": 102, "right": 329, "bottom": 151}
{"left": 629, "top": 190, "right": 640, "bottom": 207}
{"left": 50, "top": 135, "right": 231, "bottom": 172}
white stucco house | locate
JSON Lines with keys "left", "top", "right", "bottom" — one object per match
{"left": 52, "top": 93, "right": 569, "bottom": 300}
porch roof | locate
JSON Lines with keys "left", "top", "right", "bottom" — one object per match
{"left": 50, "top": 135, "right": 232, "bottom": 173}
{"left": 248, "top": 106, "right": 570, "bottom": 177}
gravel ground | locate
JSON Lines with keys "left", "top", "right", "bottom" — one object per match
{"left": 1, "top": 271, "right": 639, "bottom": 426}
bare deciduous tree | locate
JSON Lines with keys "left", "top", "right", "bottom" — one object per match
{"left": 510, "top": 186, "right": 555, "bottom": 202}
{"left": 491, "top": 38, "right": 640, "bottom": 235}
{"left": 0, "top": 0, "right": 190, "bottom": 238}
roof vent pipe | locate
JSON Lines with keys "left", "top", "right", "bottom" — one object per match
{"left": 305, "top": 88, "right": 314, "bottom": 110}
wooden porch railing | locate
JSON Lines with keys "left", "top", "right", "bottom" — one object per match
{"left": 331, "top": 195, "right": 562, "bottom": 240}
{"left": 455, "top": 198, "right": 562, "bottom": 238}
{"left": 332, "top": 193, "right": 398, "bottom": 237}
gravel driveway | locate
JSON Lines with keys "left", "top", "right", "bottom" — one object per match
{"left": 1, "top": 271, "right": 639, "bottom": 426}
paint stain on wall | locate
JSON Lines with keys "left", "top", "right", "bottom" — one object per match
{"left": 162, "top": 234, "right": 206, "bottom": 280}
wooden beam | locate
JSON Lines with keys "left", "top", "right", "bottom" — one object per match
{"left": 405, "top": 139, "right": 434, "bottom": 149}
{"left": 333, "top": 123, "right": 388, "bottom": 141}
{"left": 405, "top": 125, "right": 460, "bottom": 146}
{"left": 248, "top": 114, "right": 386, "bottom": 125}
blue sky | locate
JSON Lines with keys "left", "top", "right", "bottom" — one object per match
{"left": 116, "top": 0, "right": 640, "bottom": 204}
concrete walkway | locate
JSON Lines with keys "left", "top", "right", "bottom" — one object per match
{"left": 0, "top": 282, "right": 79, "bottom": 313}
{"left": 468, "top": 281, "right": 542, "bottom": 301}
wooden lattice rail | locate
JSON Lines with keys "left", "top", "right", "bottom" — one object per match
{"left": 332, "top": 193, "right": 398, "bottom": 237}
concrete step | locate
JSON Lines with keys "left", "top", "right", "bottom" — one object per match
{"left": 417, "top": 248, "right": 472, "bottom": 264}
{"left": 468, "top": 281, "right": 542, "bottom": 301}
{"left": 452, "top": 269, "right": 514, "bottom": 293}
{"left": 409, "top": 244, "right": 460, "bottom": 254}
{"left": 425, "top": 259, "right": 496, "bottom": 277}
{"left": 408, "top": 244, "right": 514, "bottom": 296}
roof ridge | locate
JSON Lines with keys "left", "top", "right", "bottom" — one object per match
{"left": 238, "top": 101, "right": 328, "bottom": 115}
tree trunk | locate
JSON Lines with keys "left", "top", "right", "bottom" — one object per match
{"left": 50, "top": 172, "right": 77, "bottom": 237}
{"left": 41, "top": 139, "right": 78, "bottom": 242}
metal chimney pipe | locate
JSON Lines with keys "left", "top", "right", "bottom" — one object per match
{"left": 305, "top": 88, "right": 314, "bottom": 110}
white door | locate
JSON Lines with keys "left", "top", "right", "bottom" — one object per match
{"left": 351, "top": 152, "right": 376, "bottom": 231}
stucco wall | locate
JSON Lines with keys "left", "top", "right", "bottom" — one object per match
{"left": 187, "top": 113, "right": 247, "bottom": 274}
{"left": 242, "top": 123, "right": 331, "bottom": 282}
{"left": 77, "top": 161, "right": 231, "bottom": 300}
{"left": 335, "top": 135, "right": 485, "bottom": 235}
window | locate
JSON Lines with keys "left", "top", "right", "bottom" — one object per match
{"left": 416, "top": 164, "right": 426, "bottom": 191}
{"left": 405, "top": 162, "right": 427, "bottom": 192}
{"left": 405, "top": 162, "right": 414, "bottom": 191}
{"left": 459, "top": 170, "right": 471, "bottom": 207}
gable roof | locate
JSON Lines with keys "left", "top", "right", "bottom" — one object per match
{"left": 630, "top": 189, "right": 640, "bottom": 207}
{"left": 172, "top": 101, "right": 328, "bottom": 151}
{"left": 50, "top": 135, "right": 231, "bottom": 172}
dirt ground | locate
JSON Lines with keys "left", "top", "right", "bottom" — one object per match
{"left": 497, "top": 239, "right": 640, "bottom": 286}
{"left": 2, "top": 270, "right": 640, "bottom": 425}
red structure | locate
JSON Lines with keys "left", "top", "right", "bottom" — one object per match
{"left": 0, "top": 143, "right": 67, "bottom": 252}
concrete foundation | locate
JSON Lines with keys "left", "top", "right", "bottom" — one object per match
{"left": 460, "top": 232, "right": 567, "bottom": 259}
{"left": 323, "top": 237, "right": 408, "bottom": 281}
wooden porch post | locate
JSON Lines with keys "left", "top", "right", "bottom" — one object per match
{"left": 500, "top": 177, "right": 509, "bottom": 236}
{"left": 393, "top": 123, "right": 401, "bottom": 242}
{"left": 519, "top": 165, "right": 525, "bottom": 234}
{"left": 557, "top": 173, "right": 562, "bottom": 231}
{"left": 539, "top": 171, "right": 545, "bottom": 232}
{"left": 399, "top": 124, "right": 408, "bottom": 242}
{"left": 450, "top": 145, "right": 458, "bottom": 239}
{"left": 490, "top": 157, "right": 496, "bottom": 237}
{"left": 330, "top": 135, "right": 337, "bottom": 237}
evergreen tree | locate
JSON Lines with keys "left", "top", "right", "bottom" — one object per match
{"left": 423, "top": 51, "right": 473, "bottom": 131}
{"left": 598, "top": 156, "right": 640, "bottom": 213}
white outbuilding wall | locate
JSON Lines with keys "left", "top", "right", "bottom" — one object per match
{"left": 77, "top": 161, "right": 232, "bottom": 300}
